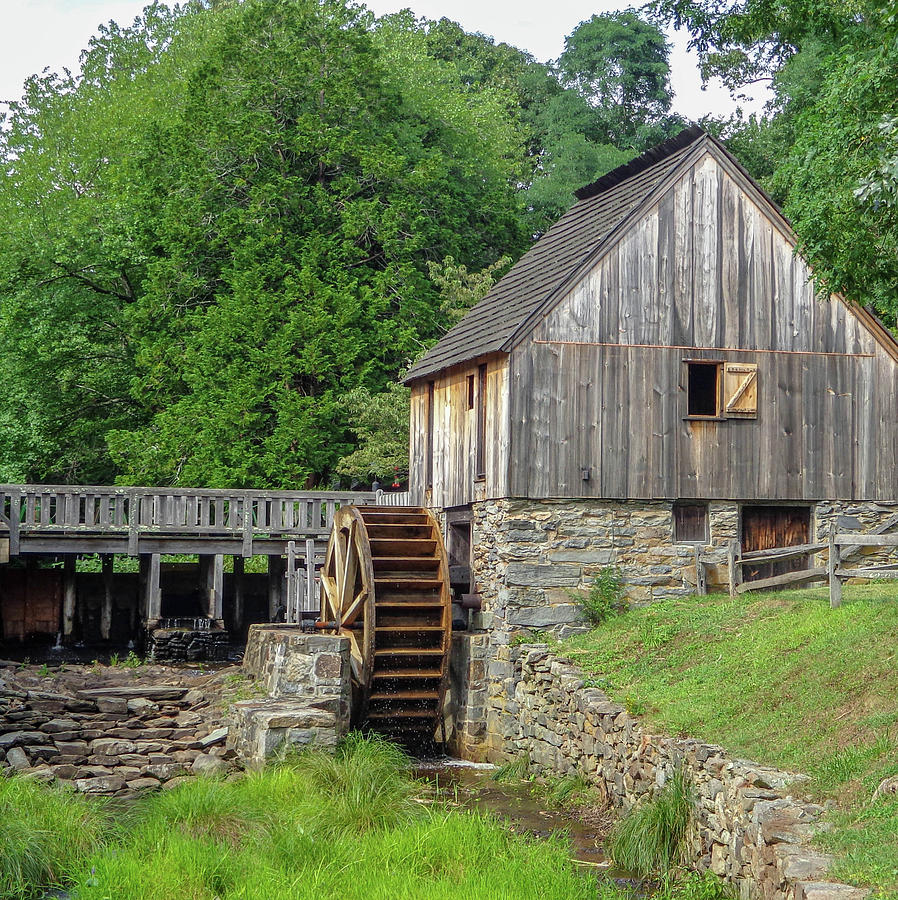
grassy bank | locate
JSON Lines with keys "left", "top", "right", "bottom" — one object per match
{"left": 1, "top": 733, "right": 730, "bottom": 900}
{"left": 563, "top": 583, "right": 898, "bottom": 897}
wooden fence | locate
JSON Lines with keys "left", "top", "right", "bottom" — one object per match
{"left": 721, "top": 520, "right": 898, "bottom": 608}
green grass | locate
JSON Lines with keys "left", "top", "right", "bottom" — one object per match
{"left": 0, "top": 735, "right": 598, "bottom": 900}
{"left": 0, "top": 776, "right": 110, "bottom": 900}
{"left": 562, "top": 583, "right": 898, "bottom": 896}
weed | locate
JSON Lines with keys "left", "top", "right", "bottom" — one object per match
{"left": 608, "top": 770, "right": 693, "bottom": 877}
{"left": 37, "top": 663, "right": 51, "bottom": 678}
{"left": 624, "top": 694, "right": 646, "bottom": 717}
{"left": 121, "top": 651, "right": 142, "bottom": 669}
{"left": 108, "top": 652, "right": 119, "bottom": 667}
{"left": 574, "top": 567, "right": 627, "bottom": 627}
{"left": 492, "top": 755, "right": 531, "bottom": 784}
{"left": 540, "top": 774, "right": 594, "bottom": 807}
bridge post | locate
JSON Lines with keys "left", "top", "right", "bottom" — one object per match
{"left": 200, "top": 554, "right": 224, "bottom": 624}
{"left": 268, "top": 554, "right": 285, "bottom": 622}
{"left": 100, "top": 554, "right": 114, "bottom": 641}
{"left": 145, "top": 553, "right": 162, "bottom": 627}
{"left": 62, "top": 555, "right": 76, "bottom": 639}
{"left": 233, "top": 556, "right": 244, "bottom": 632}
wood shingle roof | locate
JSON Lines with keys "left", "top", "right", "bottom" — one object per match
{"left": 404, "top": 125, "right": 706, "bottom": 383}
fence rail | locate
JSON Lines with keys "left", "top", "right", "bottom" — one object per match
{"left": 722, "top": 522, "right": 898, "bottom": 607}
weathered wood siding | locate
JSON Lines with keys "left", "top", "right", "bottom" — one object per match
{"left": 510, "top": 151, "right": 898, "bottom": 501}
{"left": 409, "top": 356, "right": 509, "bottom": 508}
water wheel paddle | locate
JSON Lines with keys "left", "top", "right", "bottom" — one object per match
{"left": 319, "top": 505, "right": 451, "bottom": 745}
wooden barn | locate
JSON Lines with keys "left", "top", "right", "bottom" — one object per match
{"left": 403, "top": 126, "right": 898, "bottom": 635}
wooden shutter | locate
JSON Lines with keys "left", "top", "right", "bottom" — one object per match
{"left": 723, "top": 363, "right": 758, "bottom": 418}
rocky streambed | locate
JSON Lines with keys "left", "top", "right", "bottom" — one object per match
{"left": 0, "top": 660, "right": 247, "bottom": 794}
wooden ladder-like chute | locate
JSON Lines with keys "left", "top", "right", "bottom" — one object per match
{"left": 319, "top": 506, "right": 451, "bottom": 746}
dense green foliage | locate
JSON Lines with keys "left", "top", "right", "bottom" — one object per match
{"left": 0, "top": 776, "right": 109, "bottom": 899}
{"left": 655, "top": 0, "right": 898, "bottom": 323}
{"left": 564, "top": 584, "right": 898, "bottom": 896}
{"left": 0, "top": 0, "right": 677, "bottom": 488}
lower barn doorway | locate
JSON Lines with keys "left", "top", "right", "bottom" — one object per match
{"left": 741, "top": 506, "right": 811, "bottom": 583}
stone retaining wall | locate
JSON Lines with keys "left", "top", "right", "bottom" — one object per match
{"left": 148, "top": 627, "right": 230, "bottom": 662}
{"left": 450, "top": 636, "right": 868, "bottom": 900}
{"left": 228, "top": 626, "right": 350, "bottom": 767}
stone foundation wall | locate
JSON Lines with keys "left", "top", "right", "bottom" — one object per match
{"left": 229, "top": 626, "right": 350, "bottom": 767}
{"left": 452, "top": 636, "right": 868, "bottom": 900}
{"left": 469, "top": 498, "right": 898, "bottom": 639}
{"left": 470, "top": 499, "right": 737, "bottom": 638}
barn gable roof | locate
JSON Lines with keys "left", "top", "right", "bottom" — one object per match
{"left": 404, "top": 125, "right": 707, "bottom": 383}
{"left": 404, "top": 125, "right": 898, "bottom": 384}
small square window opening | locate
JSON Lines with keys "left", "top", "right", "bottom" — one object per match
{"left": 674, "top": 504, "right": 709, "bottom": 543}
{"left": 687, "top": 362, "right": 720, "bottom": 417}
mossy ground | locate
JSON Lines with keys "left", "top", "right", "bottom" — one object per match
{"left": 563, "top": 583, "right": 898, "bottom": 897}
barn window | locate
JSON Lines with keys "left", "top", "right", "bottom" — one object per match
{"left": 674, "top": 503, "right": 709, "bottom": 543}
{"left": 475, "top": 363, "right": 487, "bottom": 480}
{"left": 467, "top": 374, "right": 475, "bottom": 410}
{"left": 686, "top": 362, "right": 721, "bottom": 417}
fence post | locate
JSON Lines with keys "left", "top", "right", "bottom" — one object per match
{"left": 727, "top": 540, "right": 739, "bottom": 597}
{"left": 828, "top": 522, "right": 842, "bottom": 609}
{"left": 305, "top": 538, "right": 316, "bottom": 619}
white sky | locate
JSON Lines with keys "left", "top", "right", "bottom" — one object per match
{"left": 0, "top": 0, "right": 771, "bottom": 117}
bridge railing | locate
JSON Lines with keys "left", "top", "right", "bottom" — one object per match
{"left": 0, "top": 485, "right": 377, "bottom": 555}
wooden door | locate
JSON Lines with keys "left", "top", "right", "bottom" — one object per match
{"left": 741, "top": 506, "right": 811, "bottom": 583}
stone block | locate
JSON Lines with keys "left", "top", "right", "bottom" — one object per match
{"left": 75, "top": 775, "right": 125, "bottom": 794}
{"left": 795, "top": 883, "right": 870, "bottom": 900}
{"left": 505, "top": 563, "right": 581, "bottom": 587}
{"left": 6, "top": 746, "right": 29, "bottom": 771}
{"left": 507, "top": 604, "right": 582, "bottom": 627}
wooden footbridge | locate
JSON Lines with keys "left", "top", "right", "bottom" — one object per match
{"left": 0, "top": 484, "right": 409, "bottom": 640}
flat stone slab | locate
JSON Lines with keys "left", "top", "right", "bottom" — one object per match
{"left": 795, "top": 883, "right": 871, "bottom": 900}
{"left": 77, "top": 686, "right": 187, "bottom": 701}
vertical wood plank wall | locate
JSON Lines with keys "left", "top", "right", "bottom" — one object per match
{"left": 409, "top": 356, "right": 509, "bottom": 509}
{"left": 510, "top": 152, "right": 898, "bottom": 501}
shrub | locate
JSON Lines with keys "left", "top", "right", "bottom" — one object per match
{"left": 576, "top": 567, "right": 627, "bottom": 626}
{"left": 608, "top": 770, "right": 693, "bottom": 877}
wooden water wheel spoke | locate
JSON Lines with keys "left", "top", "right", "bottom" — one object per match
{"left": 319, "top": 505, "right": 451, "bottom": 747}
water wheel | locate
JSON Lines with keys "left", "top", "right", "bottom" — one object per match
{"left": 319, "top": 505, "right": 451, "bottom": 745}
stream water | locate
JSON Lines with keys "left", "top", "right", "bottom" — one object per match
{"left": 416, "top": 757, "right": 615, "bottom": 870}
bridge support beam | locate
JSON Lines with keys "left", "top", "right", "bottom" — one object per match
{"left": 233, "top": 556, "right": 244, "bottom": 632}
{"left": 100, "top": 554, "right": 114, "bottom": 641}
{"left": 141, "top": 553, "right": 161, "bottom": 627}
{"left": 268, "top": 554, "right": 285, "bottom": 622}
{"left": 200, "top": 554, "right": 224, "bottom": 624}
{"left": 62, "top": 555, "right": 76, "bottom": 638}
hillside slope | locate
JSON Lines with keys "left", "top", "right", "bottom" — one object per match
{"left": 563, "top": 585, "right": 898, "bottom": 896}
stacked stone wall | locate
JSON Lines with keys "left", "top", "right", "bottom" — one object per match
{"left": 229, "top": 626, "right": 350, "bottom": 767}
{"left": 452, "top": 637, "right": 868, "bottom": 900}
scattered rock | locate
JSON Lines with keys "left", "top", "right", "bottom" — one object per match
{"left": 872, "top": 774, "right": 898, "bottom": 802}
{"left": 191, "top": 753, "right": 229, "bottom": 777}
{"left": 6, "top": 747, "right": 30, "bottom": 771}
{"left": 199, "top": 727, "right": 228, "bottom": 748}
{"left": 75, "top": 775, "right": 125, "bottom": 794}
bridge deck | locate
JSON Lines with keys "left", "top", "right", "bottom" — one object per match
{"left": 0, "top": 485, "right": 377, "bottom": 557}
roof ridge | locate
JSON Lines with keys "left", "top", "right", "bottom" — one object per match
{"left": 573, "top": 124, "right": 705, "bottom": 202}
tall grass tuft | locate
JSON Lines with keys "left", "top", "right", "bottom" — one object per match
{"left": 289, "top": 731, "right": 421, "bottom": 834}
{"left": 608, "top": 770, "right": 693, "bottom": 877}
{"left": 0, "top": 776, "right": 108, "bottom": 900}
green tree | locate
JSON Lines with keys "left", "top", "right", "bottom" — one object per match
{"left": 557, "top": 10, "right": 682, "bottom": 150}
{"left": 0, "top": 0, "right": 530, "bottom": 488}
